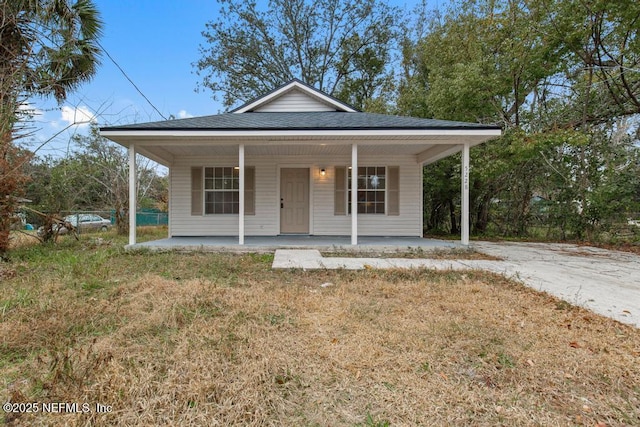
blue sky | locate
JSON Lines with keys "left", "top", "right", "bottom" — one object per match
{"left": 27, "top": 0, "right": 223, "bottom": 157}
{"left": 25, "top": 0, "right": 432, "bottom": 158}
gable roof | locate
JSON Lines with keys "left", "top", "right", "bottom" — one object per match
{"left": 101, "top": 111, "right": 500, "bottom": 132}
{"left": 101, "top": 78, "right": 501, "bottom": 132}
{"left": 99, "top": 80, "right": 502, "bottom": 167}
{"left": 230, "top": 79, "right": 359, "bottom": 113}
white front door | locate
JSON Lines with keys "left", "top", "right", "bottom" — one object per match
{"left": 280, "top": 168, "right": 310, "bottom": 234}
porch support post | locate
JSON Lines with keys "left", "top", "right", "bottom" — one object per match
{"left": 239, "top": 143, "right": 245, "bottom": 245}
{"left": 351, "top": 143, "right": 358, "bottom": 245}
{"left": 461, "top": 142, "right": 470, "bottom": 245}
{"left": 128, "top": 144, "right": 137, "bottom": 246}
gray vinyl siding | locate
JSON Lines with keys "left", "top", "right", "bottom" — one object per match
{"left": 253, "top": 89, "right": 336, "bottom": 112}
{"left": 169, "top": 153, "right": 422, "bottom": 237}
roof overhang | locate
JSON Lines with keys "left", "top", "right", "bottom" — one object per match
{"left": 100, "top": 128, "right": 501, "bottom": 167}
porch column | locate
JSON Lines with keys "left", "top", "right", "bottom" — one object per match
{"left": 461, "top": 142, "right": 470, "bottom": 245}
{"left": 351, "top": 143, "right": 358, "bottom": 245}
{"left": 128, "top": 144, "right": 137, "bottom": 246}
{"left": 239, "top": 143, "right": 245, "bottom": 245}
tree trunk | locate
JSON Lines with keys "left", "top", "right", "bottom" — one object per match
{"left": 449, "top": 199, "right": 459, "bottom": 235}
{"left": 114, "top": 200, "right": 129, "bottom": 236}
{"left": 0, "top": 114, "right": 28, "bottom": 257}
{"left": 474, "top": 194, "right": 491, "bottom": 233}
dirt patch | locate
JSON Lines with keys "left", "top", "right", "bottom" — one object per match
{"left": 588, "top": 242, "right": 640, "bottom": 256}
{"left": 553, "top": 248, "right": 613, "bottom": 258}
{"left": 322, "top": 247, "right": 502, "bottom": 260}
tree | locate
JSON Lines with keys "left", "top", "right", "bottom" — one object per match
{"left": 195, "top": 0, "right": 401, "bottom": 110}
{"left": 0, "top": 0, "right": 102, "bottom": 256}
{"left": 543, "top": 0, "right": 640, "bottom": 129}
{"left": 401, "top": 0, "right": 640, "bottom": 240}
{"left": 71, "top": 125, "right": 164, "bottom": 235}
{"left": 25, "top": 125, "right": 168, "bottom": 237}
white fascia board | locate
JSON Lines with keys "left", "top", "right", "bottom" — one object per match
{"left": 100, "top": 128, "right": 501, "bottom": 139}
{"left": 232, "top": 81, "right": 357, "bottom": 113}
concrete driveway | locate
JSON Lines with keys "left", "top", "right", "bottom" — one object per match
{"left": 273, "top": 241, "right": 640, "bottom": 328}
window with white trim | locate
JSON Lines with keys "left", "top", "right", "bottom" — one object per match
{"left": 205, "top": 167, "right": 239, "bottom": 214}
{"left": 334, "top": 166, "right": 399, "bottom": 215}
{"left": 191, "top": 166, "right": 255, "bottom": 215}
{"left": 349, "top": 166, "right": 386, "bottom": 214}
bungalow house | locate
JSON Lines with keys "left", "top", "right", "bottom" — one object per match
{"left": 100, "top": 79, "right": 501, "bottom": 246}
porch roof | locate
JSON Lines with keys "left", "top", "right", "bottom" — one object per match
{"left": 101, "top": 111, "right": 499, "bottom": 131}
{"left": 100, "top": 112, "right": 501, "bottom": 167}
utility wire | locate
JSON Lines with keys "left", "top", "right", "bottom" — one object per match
{"left": 96, "top": 40, "right": 168, "bottom": 121}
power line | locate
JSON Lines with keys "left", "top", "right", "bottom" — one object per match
{"left": 96, "top": 40, "right": 168, "bottom": 121}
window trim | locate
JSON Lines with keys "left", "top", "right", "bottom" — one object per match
{"left": 334, "top": 165, "right": 399, "bottom": 216}
{"left": 204, "top": 166, "right": 240, "bottom": 215}
{"left": 348, "top": 166, "right": 387, "bottom": 215}
{"left": 191, "top": 166, "right": 255, "bottom": 216}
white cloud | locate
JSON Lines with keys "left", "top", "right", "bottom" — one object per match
{"left": 60, "top": 105, "right": 96, "bottom": 127}
{"left": 177, "top": 109, "right": 193, "bottom": 119}
{"left": 17, "top": 102, "right": 44, "bottom": 118}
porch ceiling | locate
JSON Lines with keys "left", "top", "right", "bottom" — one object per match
{"left": 153, "top": 143, "right": 439, "bottom": 157}
{"left": 113, "top": 133, "right": 496, "bottom": 167}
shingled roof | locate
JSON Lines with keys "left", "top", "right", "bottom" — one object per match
{"left": 100, "top": 111, "right": 500, "bottom": 132}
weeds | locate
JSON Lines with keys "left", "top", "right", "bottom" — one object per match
{"left": 356, "top": 413, "right": 391, "bottom": 427}
{"left": 497, "top": 353, "right": 516, "bottom": 369}
{"left": 1, "top": 288, "right": 33, "bottom": 317}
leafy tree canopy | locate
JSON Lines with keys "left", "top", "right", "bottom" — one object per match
{"left": 194, "top": 0, "right": 401, "bottom": 111}
{"left": 0, "top": 0, "right": 103, "bottom": 256}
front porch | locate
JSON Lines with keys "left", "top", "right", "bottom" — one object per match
{"left": 127, "top": 235, "right": 460, "bottom": 252}
{"left": 100, "top": 81, "right": 501, "bottom": 248}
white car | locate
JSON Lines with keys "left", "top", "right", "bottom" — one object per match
{"left": 38, "top": 214, "right": 112, "bottom": 236}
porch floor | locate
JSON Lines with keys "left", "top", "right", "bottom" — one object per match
{"left": 127, "top": 235, "right": 461, "bottom": 252}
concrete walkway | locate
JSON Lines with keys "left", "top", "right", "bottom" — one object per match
{"left": 272, "top": 242, "right": 640, "bottom": 328}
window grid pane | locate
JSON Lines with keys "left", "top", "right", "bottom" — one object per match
{"left": 204, "top": 167, "right": 240, "bottom": 214}
{"left": 348, "top": 166, "right": 386, "bottom": 214}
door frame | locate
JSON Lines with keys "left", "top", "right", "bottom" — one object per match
{"left": 277, "top": 165, "right": 313, "bottom": 234}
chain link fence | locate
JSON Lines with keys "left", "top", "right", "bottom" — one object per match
{"left": 21, "top": 209, "right": 168, "bottom": 232}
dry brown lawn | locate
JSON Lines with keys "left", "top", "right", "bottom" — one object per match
{"left": 1, "top": 238, "right": 639, "bottom": 426}
{"left": 7, "top": 232, "right": 39, "bottom": 250}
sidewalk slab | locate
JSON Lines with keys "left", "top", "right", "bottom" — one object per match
{"left": 272, "top": 249, "right": 509, "bottom": 271}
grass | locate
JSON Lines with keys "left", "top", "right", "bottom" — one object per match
{"left": 1, "top": 228, "right": 639, "bottom": 425}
